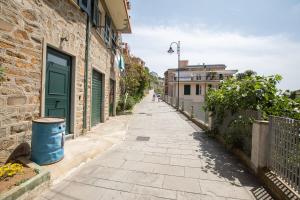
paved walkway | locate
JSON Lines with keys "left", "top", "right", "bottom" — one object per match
{"left": 36, "top": 93, "right": 272, "bottom": 200}
{"left": 43, "top": 114, "right": 130, "bottom": 183}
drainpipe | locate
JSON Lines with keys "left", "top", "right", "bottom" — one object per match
{"left": 83, "top": 15, "right": 90, "bottom": 131}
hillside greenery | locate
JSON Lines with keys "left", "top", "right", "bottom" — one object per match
{"left": 117, "top": 55, "right": 159, "bottom": 113}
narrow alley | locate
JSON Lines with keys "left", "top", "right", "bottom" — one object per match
{"left": 36, "top": 93, "right": 272, "bottom": 200}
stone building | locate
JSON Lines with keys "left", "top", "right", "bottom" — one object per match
{"left": 164, "top": 60, "right": 237, "bottom": 103}
{"left": 0, "top": 0, "right": 131, "bottom": 164}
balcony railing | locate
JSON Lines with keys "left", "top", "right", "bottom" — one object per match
{"left": 173, "top": 75, "right": 232, "bottom": 81}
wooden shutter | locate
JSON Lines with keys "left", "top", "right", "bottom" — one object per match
{"left": 104, "top": 15, "right": 111, "bottom": 44}
{"left": 92, "top": 0, "right": 100, "bottom": 27}
{"left": 79, "top": 0, "right": 91, "bottom": 16}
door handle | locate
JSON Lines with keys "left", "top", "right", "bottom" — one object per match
{"left": 55, "top": 100, "right": 60, "bottom": 108}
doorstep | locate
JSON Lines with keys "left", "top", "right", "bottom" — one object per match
{"left": 41, "top": 115, "right": 131, "bottom": 184}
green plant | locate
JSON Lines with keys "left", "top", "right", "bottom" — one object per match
{"left": 0, "top": 66, "right": 5, "bottom": 83}
{"left": 118, "top": 55, "right": 157, "bottom": 114}
{"left": 204, "top": 74, "right": 300, "bottom": 120}
{"left": 34, "top": 168, "right": 40, "bottom": 174}
{"left": 204, "top": 72, "right": 300, "bottom": 154}
{"left": 117, "top": 95, "right": 137, "bottom": 113}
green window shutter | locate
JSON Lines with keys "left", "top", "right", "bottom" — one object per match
{"left": 111, "top": 30, "right": 117, "bottom": 54}
{"left": 196, "top": 84, "right": 200, "bottom": 95}
{"left": 92, "top": 0, "right": 100, "bottom": 27}
{"left": 184, "top": 85, "right": 191, "bottom": 95}
{"left": 92, "top": 70, "right": 102, "bottom": 126}
{"left": 104, "top": 15, "right": 111, "bottom": 44}
{"left": 79, "top": 0, "right": 91, "bottom": 15}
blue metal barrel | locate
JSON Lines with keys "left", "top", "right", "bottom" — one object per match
{"left": 31, "top": 118, "right": 65, "bottom": 165}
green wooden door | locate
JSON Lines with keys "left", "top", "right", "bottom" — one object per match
{"left": 45, "top": 48, "right": 71, "bottom": 134}
{"left": 91, "top": 70, "right": 102, "bottom": 126}
{"left": 109, "top": 79, "right": 115, "bottom": 116}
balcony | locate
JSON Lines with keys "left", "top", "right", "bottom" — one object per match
{"left": 172, "top": 74, "right": 232, "bottom": 82}
{"left": 104, "top": 0, "right": 131, "bottom": 33}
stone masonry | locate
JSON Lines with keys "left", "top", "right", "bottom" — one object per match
{"left": 0, "top": 0, "right": 121, "bottom": 164}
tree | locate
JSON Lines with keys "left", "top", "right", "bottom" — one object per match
{"left": 236, "top": 70, "right": 257, "bottom": 80}
{"left": 117, "top": 55, "right": 152, "bottom": 112}
{"left": 205, "top": 73, "right": 300, "bottom": 120}
{"left": 204, "top": 72, "right": 300, "bottom": 154}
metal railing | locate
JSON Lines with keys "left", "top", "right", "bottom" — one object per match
{"left": 180, "top": 99, "right": 208, "bottom": 124}
{"left": 269, "top": 116, "right": 300, "bottom": 194}
{"left": 163, "top": 96, "right": 208, "bottom": 124}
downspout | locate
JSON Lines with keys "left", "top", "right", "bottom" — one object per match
{"left": 83, "top": 15, "right": 90, "bottom": 131}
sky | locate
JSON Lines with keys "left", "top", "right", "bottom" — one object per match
{"left": 123, "top": 0, "right": 300, "bottom": 90}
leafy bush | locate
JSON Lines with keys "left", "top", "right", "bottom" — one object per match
{"left": 204, "top": 73, "right": 300, "bottom": 154}
{"left": 116, "top": 95, "right": 137, "bottom": 113}
{"left": 205, "top": 74, "right": 300, "bottom": 120}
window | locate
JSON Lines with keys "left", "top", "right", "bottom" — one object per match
{"left": 92, "top": 0, "right": 101, "bottom": 27}
{"left": 184, "top": 85, "right": 191, "bottom": 95}
{"left": 78, "top": 0, "right": 91, "bottom": 15}
{"left": 196, "top": 84, "right": 200, "bottom": 95}
{"left": 104, "top": 15, "right": 111, "bottom": 44}
{"left": 111, "top": 30, "right": 117, "bottom": 54}
{"left": 208, "top": 84, "right": 212, "bottom": 89}
{"left": 219, "top": 74, "right": 224, "bottom": 80}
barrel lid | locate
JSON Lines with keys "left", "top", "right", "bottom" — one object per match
{"left": 33, "top": 118, "right": 65, "bottom": 124}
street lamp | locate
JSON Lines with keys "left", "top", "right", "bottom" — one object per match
{"left": 167, "top": 41, "right": 181, "bottom": 110}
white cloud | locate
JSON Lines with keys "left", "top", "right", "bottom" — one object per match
{"left": 123, "top": 25, "right": 300, "bottom": 90}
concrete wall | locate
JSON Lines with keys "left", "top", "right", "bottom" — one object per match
{"left": 251, "top": 121, "right": 270, "bottom": 172}
{"left": 0, "top": 0, "right": 120, "bottom": 164}
{"left": 171, "top": 82, "right": 219, "bottom": 102}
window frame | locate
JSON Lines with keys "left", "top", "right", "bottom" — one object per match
{"left": 104, "top": 15, "right": 112, "bottom": 45}
{"left": 196, "top": 84, "right": 200, "bottom": 95}
{"left": 111, "top": 30, "right": 117, "bottom": 54}
{"left": 78, "top": 0, "right": 91, "bottom": 16}
{"left": 92, "top": 0, "right": 101, "bottom": 27}
{"left": 219, "top": 74, "right": 224, "bottom": 80}
{"left": 184, "top": 85, "right": 191, "bottom": 95}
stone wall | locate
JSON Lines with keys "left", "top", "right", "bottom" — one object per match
{"left": 0, "top": 0, "right": 120, "bottom": 164}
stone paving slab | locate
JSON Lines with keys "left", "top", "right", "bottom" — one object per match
{"left": 41, "top": 115, "right": 130, "bottom": 183}
{"left": 35, "top": 92, "right": 273, "bottom": 200}
{"left": 163, "top": 175, "right": 202, "bottom": 193}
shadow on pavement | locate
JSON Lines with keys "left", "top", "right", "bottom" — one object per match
{"left": 192, "top": 131, "right": 274, "bottom": 200}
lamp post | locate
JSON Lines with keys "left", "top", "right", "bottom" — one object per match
{"left": 167, "top": 41, "right": 180, "bottom": 110}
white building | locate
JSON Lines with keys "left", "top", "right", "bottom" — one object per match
{"left": 164, "top": 60, "right": 238, "bottom": 103}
